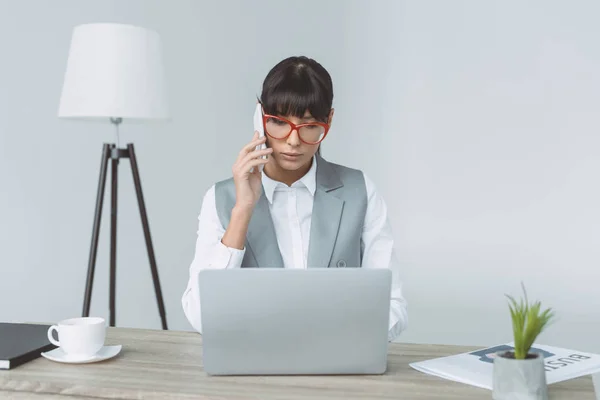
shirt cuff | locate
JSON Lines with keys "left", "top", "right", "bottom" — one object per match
{"left": 209, "top": 240, "right": 245, "bottom": 269}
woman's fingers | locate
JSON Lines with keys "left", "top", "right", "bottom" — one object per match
{"left": 237, "top": 133, "right": 267, "bottom": 159}
{"left": 239, "top": 151, "right": 271, "bottom": 175}
{"left": 243, "top": 158, "right": 270, "bottom": 173}
{"left": 240, "top": 147, "right": 272, "bottom": 166}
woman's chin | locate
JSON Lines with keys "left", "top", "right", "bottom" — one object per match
{"left": 280, "top": 158, "right": 310, "bottom": 171}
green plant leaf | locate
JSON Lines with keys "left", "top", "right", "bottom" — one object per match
{"left": 505, "top": 283, "right": 555, "bottom": 359}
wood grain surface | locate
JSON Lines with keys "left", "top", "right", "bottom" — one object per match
{"left": 0, "top": 327, "right": 595, "bottom": 399}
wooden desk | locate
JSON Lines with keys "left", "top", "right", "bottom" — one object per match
{"left": 0, "top": 327, "right": 595, "bottom": 399}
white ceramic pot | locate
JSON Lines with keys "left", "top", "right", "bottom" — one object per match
{"left": 592, "top": 372, "right": 600, "bottom": 400}
{"left": 492, "top": 351, "right": 548, "bottom": 400}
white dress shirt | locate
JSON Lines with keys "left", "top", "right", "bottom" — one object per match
{"left": 182, "top": 157, "right": 408, "bottom": 341}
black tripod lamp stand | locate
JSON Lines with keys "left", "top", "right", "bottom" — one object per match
{"left": 58, "top": 23, "right": 170, "bottom": 329}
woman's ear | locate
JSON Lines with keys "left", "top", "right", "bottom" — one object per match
{"left": 328, "top": 108, "right": 335, "bottom": 125}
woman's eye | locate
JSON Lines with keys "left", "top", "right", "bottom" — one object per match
{"left": 268, "top": 118, "right": 287, "bottom": 126}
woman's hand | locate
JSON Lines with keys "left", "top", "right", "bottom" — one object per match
{"left": 232, "top": 132, "right": 272, "bottom": 211}
{"left": 221, "top": 133, "right": 272, "bottom": 250}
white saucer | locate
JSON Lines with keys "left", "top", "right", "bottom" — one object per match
{"left": 41, "top": 345, "right": 122, "bottom": 364}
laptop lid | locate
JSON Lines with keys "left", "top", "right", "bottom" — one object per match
{"left": 198, "top": 268, "right": 391, "bottom": 375}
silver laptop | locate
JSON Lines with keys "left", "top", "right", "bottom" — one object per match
{"left": 198, "top": 268, "right": 391, "bottom": 375}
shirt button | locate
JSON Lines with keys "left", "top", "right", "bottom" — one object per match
{"left": 337, "top": 260, "right": 347, "bottom": 268}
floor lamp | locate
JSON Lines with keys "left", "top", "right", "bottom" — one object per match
{"left": 58, "top": 23, "right": 169, "bottom": 329}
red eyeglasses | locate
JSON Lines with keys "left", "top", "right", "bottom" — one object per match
{"left": 262, "top": 113, "right": 330, "bottom": 145}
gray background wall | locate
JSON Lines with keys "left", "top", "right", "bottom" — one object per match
{"left": 1, "top": 0, "right": 599, "bottom": 352}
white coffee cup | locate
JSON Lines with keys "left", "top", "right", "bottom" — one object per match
{"left": 47, "top": 317, "right": 106, "bottom": 358}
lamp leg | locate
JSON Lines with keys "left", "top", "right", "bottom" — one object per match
{"left": 109, "top": 148, "right": 119, "bottom": 327}
{"left": 83, "top": 144, "right": 111, "bottom": 318}
{"left": 127, "top": 144, "right": 168, "bottom": 330}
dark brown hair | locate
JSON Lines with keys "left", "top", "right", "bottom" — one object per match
{"left": 260, "top": 56, "right": 333, "bottom": 123}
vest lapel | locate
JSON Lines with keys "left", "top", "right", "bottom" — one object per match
{"left": 307, "top": 156, "right": 345, "bottom": 268}
{"left": 246, "top": 190, "right": 284, "bottom": 268}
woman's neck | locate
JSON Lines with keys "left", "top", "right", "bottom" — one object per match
{"left": 263, "top": 158, "right": 313, "bottom": 187}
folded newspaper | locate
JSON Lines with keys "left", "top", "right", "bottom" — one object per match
{"left": 410, "top": 343, "right": 600, "bottom": 390}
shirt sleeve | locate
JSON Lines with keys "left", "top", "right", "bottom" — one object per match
{"left": 181, "top": 184, "right": 246, "bottom": 333}
{"left": 360, "top": 173, "right": 408, "bottom": 342}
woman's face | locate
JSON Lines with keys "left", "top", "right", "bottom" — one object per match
{"left": 266, "top": 109, "right": 333, "bottom": 172}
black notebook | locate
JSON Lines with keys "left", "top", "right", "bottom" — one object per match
{"left": 0, "top": 323, "right": 56, "bottom": 369}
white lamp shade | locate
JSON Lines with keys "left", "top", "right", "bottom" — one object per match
{"left": 58, "top": 23, "right": 169, "bottom": 121}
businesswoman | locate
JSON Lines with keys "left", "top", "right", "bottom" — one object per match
{"left": 182, "top": 56, "right": 408, "bottom": 341}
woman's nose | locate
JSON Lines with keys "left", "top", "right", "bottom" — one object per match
{"left": 286, "top": 129, "right": 301, "bottom": 146}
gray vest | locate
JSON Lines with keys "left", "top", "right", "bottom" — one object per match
{"left": 214, "top": 155, "right": 367, "bottom": 269}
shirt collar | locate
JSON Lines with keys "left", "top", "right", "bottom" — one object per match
{"left": 262, "top": 156, "right": 317, "bottom": 204}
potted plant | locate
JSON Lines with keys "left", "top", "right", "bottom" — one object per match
{"left": 492, "top": 283, "right": 555, "bottom": 400}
